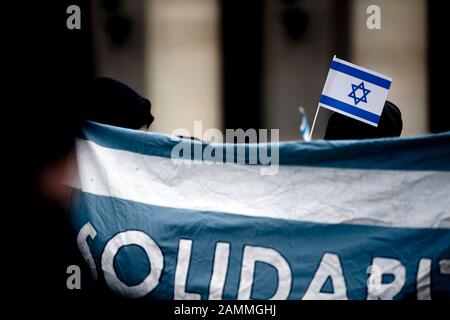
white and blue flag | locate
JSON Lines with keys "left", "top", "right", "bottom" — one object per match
{"left": 71, "top": 122, "right": 450, "bottom": 300}
{"left": 320, "top": 56, "right": 392, "bottom": 127}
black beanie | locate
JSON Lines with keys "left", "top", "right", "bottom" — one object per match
{"left": 324, "top": 101, "right": 402, "bottom": 140}
{"left": 84, "top": 77, "right": 154, "bottom": 130}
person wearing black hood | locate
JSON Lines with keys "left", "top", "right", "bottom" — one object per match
{"left": 324, "top": 101, "right": 403, "bottom": 140}
{"left": 84, "top": 77, "right": 154, "bottom": 131}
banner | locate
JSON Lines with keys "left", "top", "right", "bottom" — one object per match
{"left": 71, "top": 121, "right": 450, "bottom": 300}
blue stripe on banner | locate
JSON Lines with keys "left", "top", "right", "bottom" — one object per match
{"left": 71, "top": 191, "right": 450, "bottom": 300}
{"left": 320, "top": 95, "right": 380, "bottom": 124}
{"left": 330, "top": 60, "right": 392, "bottom": 89}
{"left": 78, "top": 121, "right": 450, "bottom": 171}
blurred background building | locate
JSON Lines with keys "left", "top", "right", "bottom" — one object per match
{"left": 77, "top": 0, "right": 447, "bottom": 140}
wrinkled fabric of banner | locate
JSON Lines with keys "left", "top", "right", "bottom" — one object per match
{"left": 70, "top": 121, "right": 450, "bottom": 300}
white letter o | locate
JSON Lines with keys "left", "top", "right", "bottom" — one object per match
{"left": 101, "top": 230, "right": 164, "bottom": 298}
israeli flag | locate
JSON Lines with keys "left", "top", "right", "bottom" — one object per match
{"left": 320, "top": 56, "right": 392, "bottom": 127}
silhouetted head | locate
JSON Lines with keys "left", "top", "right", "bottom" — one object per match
{"left": 84, "top": 77, "right": 154, "bottom": 130}
{"left": 324, "top": 101, "right": 402, "bottom": 140}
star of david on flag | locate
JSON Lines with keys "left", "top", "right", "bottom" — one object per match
{"left": 348, "top": 82, "right": 371, "bottom": 106}
{"left": 319, "top": 56, "right": 392, "bottom": 127}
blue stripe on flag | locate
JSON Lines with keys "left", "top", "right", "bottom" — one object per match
{"left": 320, "top": 95, "right": 380, "bottom": 124}
{"left": 330, "top": 60, "right": 392, "bottom": 89}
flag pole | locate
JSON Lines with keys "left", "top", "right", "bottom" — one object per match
{"left": 309, "top": 105, "right": 321, "bottom": 140}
